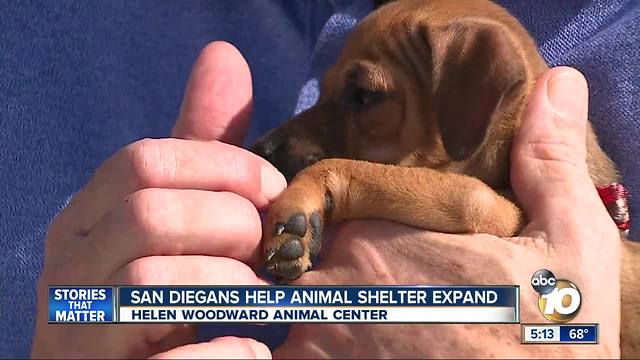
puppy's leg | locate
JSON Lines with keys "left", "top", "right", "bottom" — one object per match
{"left": 263, "top": 159, "right": 524, "bottom": 280}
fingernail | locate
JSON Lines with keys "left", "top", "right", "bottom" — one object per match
{"left": 546, "top": 69, "right": 588, "bottom": 120}
{"left": 261, "top": 163, "right": 287, "bottom": 202}
{"left": 248, "top": 339, "right": 272, "bottom": 359}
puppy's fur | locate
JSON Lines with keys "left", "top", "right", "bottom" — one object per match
{"left": 251, "top": 0, "right": 639, "bottom": 356}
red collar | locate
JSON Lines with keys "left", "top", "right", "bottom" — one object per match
{"left": 596, "top": 182, "right": 630, "bottom": 235}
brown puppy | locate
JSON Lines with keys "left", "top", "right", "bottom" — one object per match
{"left": 251, "top": 0, "right": 639, "bottom": 356}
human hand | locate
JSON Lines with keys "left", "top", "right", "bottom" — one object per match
{"left": 274, "top": 67, "right": 621, "bottom": 358}
{"left": 32, "top": 42, "right": 280, "bottom": 359}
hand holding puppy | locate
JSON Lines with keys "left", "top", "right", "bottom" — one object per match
{"left": 274, "top": 68, "right": 621, "bottom": 359}
{"left": 32, "top": 42, "right": 623, "bottom": 359}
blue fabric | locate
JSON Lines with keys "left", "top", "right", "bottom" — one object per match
{"left": 0, "top": 0, "right": 637, "bottom": 357}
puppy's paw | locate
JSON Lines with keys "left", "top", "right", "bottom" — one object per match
{"left": 264, "top": 211, "right": 323, "bottom": 281}
{"left": 261, "top": 160, "right": 339, "bottom": 281}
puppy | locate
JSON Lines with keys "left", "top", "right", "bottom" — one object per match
{"left": 251, "top": 0, "right": 639, "bottom": 356}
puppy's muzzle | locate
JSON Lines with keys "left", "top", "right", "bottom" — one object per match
{"left": 251, "top": 103, "right": 341, "bottom": 181}
{"left": 251, "top": 132, "right": 325, "bottom": 182}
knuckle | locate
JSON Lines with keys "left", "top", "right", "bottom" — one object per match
{"left": 528, "top": 140, "right": 569, "bottom": 161}
{"left": 125, "top": 189, "right": 181, "bottom": 241}
{"left": 229, "top": 213, "right": 262, "bottom": 257}
{"left": 526, "top": 141, "right": 586, "bottom": 173}
{"left": 213, "top": 142, "right": 263, "bottom": 190}
{"left": 122, "top": 258, "right": 173, "bottom": 285}
{"left": 518, "top": 140, "right": 592, "bottom": 193}
{"left": 224, "top": 192, "right": 261, "bottom": 226}
{"left": 126, "top": 138, "right": 177, "bottom": 188}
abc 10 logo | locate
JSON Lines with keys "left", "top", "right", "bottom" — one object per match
{"left": 531, "top": 269, "right": 581, "bottom": 323}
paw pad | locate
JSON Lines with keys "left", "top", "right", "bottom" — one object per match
{"left": 264, "top": 211, "right": 323, "bottom": 281}
{"left": 283, "top": 214, "right": 307, "bottom": 236}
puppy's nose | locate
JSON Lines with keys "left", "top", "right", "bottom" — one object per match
{"left": 251, "top": 133, "right": 319, "bottom": 182}
{"left": 251, "top": 138, "right": 280, "bottom": 160}
{"left": 251, "top": 136, "right": 285, "bottom": 169}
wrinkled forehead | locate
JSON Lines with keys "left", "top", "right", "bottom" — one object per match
{"left": 332, "top": 0, "right": 450, "bottom": 67}
{"left": 322, "top": 4, "right": 431, "bottom": 89}
{"left": 339, "top": 6, "right": 420, "bottom": 59}
{"left": 323, "top": 0, "right": 513, "bottom": 91}
{"left": 337, "top": 0, "right": 508, "bottom": 62}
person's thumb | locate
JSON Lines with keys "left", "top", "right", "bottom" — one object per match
{"left": 511, "top": 66, "right": 607, "bottom": 231}
{"left": 172, "top": 41, "right": 252, "bottom": 144}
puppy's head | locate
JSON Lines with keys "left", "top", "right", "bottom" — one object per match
{"left": 252, "top": 0, "right": 543, "bottom": 186}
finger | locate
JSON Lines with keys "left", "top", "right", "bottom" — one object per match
{"left": 111, "top": 255, "right": 269, "bottom": 287}
{"left": 111, "top": 258, "right": 268, "bottom": 359}
{"left": 32, "top": 322, "right": 197, "bottom": 359}
{"left": 510, "top": 67, "right": 614, "bottom": 241}
{"left": 55, "top": 139, "right": 286, "bottom": 237}
{"left": 38, "top": 258, "right": 267, "bottom": 359}
{"left": 512, "top": 67, "right": 591, "bottom": 209}
{"left": 173, "top": 41, "right": 253, "bottom": 144}
{"left": 110, "top": 258, "right": 266, "bottom": 359}
{"left": 150, "top": 337, "right": 272, "bottom": 359}
{"left": 60, "top": 190, "right": 265, "bottom": 282}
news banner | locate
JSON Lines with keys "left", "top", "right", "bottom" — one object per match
{"left": 49, "top": 286, "right": 518, "bottom": 324}
{"left": 49, "top": 269, "right": 599, "bottom": 345}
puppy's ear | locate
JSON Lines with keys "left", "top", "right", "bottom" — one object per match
{"left": 430, "top": 20, "right": 526, "bottom": 161}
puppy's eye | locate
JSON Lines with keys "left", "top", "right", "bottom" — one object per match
{"left": 347, "top": 86, "right": 385, "bottom": 110}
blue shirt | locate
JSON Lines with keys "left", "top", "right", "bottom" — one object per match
{"left": 1, "top": 0, "right": 638, "bottom": 357}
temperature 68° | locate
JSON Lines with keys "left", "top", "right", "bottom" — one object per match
{"left": 569, "top": 328, "right": 588, "bottom": 340}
